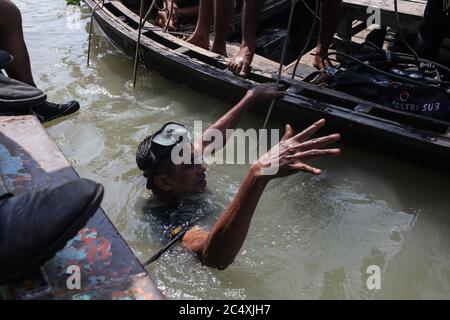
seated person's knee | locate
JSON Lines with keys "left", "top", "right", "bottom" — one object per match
{"left": 0, "top": 0, "right": 22, "bottom": 29}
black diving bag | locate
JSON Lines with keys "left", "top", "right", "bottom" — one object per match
{"left": 332, "top": 67, "right": 450, "bottom": 121}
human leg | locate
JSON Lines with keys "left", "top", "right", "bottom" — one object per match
{"left": 187, "top": 0, "right": 214, "bottom": 50}
{"left": 313, "top": 0, "right": 342, "bottom": 69}
{"left": 227, "top": 0, "right": 264, "bottom": 77}
{"left": 210, "top": 0, "right": 235, "bottom": 56}
{"left": 0, "top": 0, "right": 35, "bottom": 86}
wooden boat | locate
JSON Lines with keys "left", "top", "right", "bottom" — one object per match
{"left": 0, "top": 115, "right": 164, "bottom": 300}
{"left": 84, "top": 0, "right": 450, "bottom": 166}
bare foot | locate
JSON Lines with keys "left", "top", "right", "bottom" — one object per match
{"left": 210, "top": 44, "right": 227, "bottom": 57}
{"left": 227, "top": 45, "right": 254, "bottom": 77}
{"left": 186, "top": 34, "right": 210, "bottom": 51}
{"left": 313, "top": 53, "right": 331, "bottom": 70}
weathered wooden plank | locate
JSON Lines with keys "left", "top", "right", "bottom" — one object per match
{"left": 283, "top": 60, "right": 317, "bottom": 79}
{"left": 85, "top": 0, "right": 450, "bottom": 166}
{"left": 341, "top": 0, "right": 426, "bottom": 32}
{"left": 0, "top": 115, "right": 164, "bottom": 300}
{"left": 106, "top": 0, "right": 280, "bottom": 73}
{"left": 343, "top": 0, "right": 426, "bottom": 17}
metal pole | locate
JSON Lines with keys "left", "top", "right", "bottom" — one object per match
{"left": 132, "top": 0, "right": 162, "bottom": 88}
{"left": 262, "top": 0, "right": 298, "bottom": 129}
{"left": 87, "top": 0, "right": 104, "bottom": 67}
{"left": 132, "top": 0, "right": 147, "bottom": 88}
{"left": 143, "top": 229, "right": 187, "bottom": 266}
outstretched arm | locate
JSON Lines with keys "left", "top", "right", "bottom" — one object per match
{"left": 194, "top": 83, "right": 284, "bottom": 155}
{"left": 185, "top": 119, "right": 341, "bottom": 270}
{"left": 182, "top": 164, "right": 269, "bottom": 269}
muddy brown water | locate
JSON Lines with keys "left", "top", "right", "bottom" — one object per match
{"left": 16, "top": 0, "right": 450, "bottom": 299}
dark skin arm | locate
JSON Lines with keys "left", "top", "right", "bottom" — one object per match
{"left": 182, "top": 164, "right": 268, "bottom": 268}
{"left": 184, "top": 119, "right": 341, "bottom": 269}
{"left": 194, "top": 83, "right": 284, "bottom": 155}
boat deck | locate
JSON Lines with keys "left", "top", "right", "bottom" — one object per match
{"left": 336, "top": 0, "right": 427, "bottom": 53}
{"left": 0, "top": 115, "right": 164, "bottom": 300}
{"left": 340, "top": 0, "right": 426, "bottom": 34}
{"left": 287, "top": 0, "right": 426, "bottom": 72}
{"left": 85, "top": 0, "right": 450, "bottom": 166}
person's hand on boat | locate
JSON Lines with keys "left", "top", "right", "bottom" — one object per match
{"left": 246, "top": 83, "right": 285, "bottom": 104}
{"left": 252, "top": 119, "right": 341, "bottom": 179}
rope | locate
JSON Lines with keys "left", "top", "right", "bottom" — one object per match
{"left": 262, "top": 0, "right": 298, "bottom": 129}
{"left": 164, "top": 0, "right": 175, "bottom": 32}
{"left": 393, "top": 0, "right": 420, "bottom": 66}
{"left": 87, "top": 0, "right": 105, "bottom": 67}
{"left": 291, "top": 0, "right": 319, "bottom": 79}
{"left": 301, "top": 0, "right": 321, "bottom": 21}
{"left": 132, "top": 0, "right": 161, "bottom": 88}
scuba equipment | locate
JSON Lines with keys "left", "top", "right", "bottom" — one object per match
{"left": 143, "top": 215, "right": 204, "bottom": 266}
{"left": 302, "top": 0, "right": 450, "bottom": 121}
{"left": 143, "top": 221, "right": 188, "bottom": 266}
{"left": 308, "top": 42, "right": 450, "bottom": 121}
{"left": 151, "top": 122, "right": 190, "bottom": 147}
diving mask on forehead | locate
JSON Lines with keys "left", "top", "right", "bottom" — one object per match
{"left": 151, "top": 122, "right": 191, "bottom": 147}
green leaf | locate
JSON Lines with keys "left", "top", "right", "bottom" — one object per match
{"left": 66, "top": 0, "right": 81, "bottom": 5}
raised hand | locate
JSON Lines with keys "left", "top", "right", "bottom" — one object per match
{"left": 254, "top": 119, "right": 341, "bottom": 178}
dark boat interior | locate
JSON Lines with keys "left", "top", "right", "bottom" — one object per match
{"left": 84, "top": 0, "right": 450, "bottom": 167}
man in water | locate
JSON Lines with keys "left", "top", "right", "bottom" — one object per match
{"left": 136, "top": 84, "right": 341, "bottom": 270}
{"left": 186, "top": 0, "right": 342, "bottom": 77}
{"left": 0, "top": 0, "right": 79, "bottom": 122}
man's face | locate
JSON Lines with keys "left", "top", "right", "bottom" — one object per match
{"left": 163, "top": 144, "right": 207, "bottom": 196}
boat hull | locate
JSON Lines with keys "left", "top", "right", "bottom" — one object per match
{"left": 84, "top": 0, "right": 450, "bottom": 167}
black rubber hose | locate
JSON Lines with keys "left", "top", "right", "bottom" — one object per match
{"left": 164, "top": 0, "right": 175, "bottom": 32}
{"left": 339, "top": 46, "right": 450, "bottom": 80}
{"left": 394, "top": 0, "right": 420, "bottom": 66}
{"left": 327, "top": 51, "right": 450, "bottom": 89}
{"left": 291, "top": 0, "right": 320, "bottom": 79}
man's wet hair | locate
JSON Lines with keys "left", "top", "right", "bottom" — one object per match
{"left": 136, "top": 135, "right": 174, "bottom": 191}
